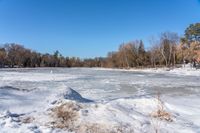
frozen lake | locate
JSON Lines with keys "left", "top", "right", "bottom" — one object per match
{"left": 0, "top": 68, "right": 200, "bottom": 133}
{"left": 0, "top": 67, "right": 199, "bottom": 101}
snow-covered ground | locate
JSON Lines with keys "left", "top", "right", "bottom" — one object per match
{"left": 0, "top": 67, "right": 200, "bottom": 133}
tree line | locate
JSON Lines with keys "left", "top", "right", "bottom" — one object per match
{"left": 0, "top": 23, "right": 200, "bottom": 68}
{"left": 0, "top": 44, "right": 106, "bottom": 68}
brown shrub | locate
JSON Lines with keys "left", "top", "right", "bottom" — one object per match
{"left": 51, "top": 102, "right": 81, "bottom": 129}
{"left": 151, "top": 109, "right": 172, "bottom": 122}
{"left": 150, "top": 93, "right": 173, "bottom": 133}
{"left": 50, "top": 102, "right": 135, "bottom": 133}
{"left": 151, "top": 93, "right": 172, "bottom": 122}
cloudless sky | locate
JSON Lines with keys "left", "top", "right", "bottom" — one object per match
{"left": 0, "top": 0, "right": 200, "bottom": 58}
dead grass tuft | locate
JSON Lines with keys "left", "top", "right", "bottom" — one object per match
{"left": 51, "top": 102, "right": 81, "bottom": 129}
{"left": 151, "top": 109, "right": 172, "bottom": 122}
{"left": 77, "top": 122, "right": 134, "bottom": 133}
{"left": 150, "top": 93, "right": 172, "bottom": 122}
{"left": 150, "top": 92, "right": 173, "bottom": 133}
{"left": 50, "top": 102, "right": 135, "bottom": 133}
{"left": 21, "top": 116, "right": 35, "bottom": 124}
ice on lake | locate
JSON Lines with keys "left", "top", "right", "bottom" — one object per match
{"left": 0, "top": 68, "right": 199, "bottom": 100}
{"left": 0, "top": 68, "right": 200, "bottom": 133}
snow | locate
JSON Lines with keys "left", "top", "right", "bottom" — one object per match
{"left": 92, "top": 65, "right": 200, "bottom": 77}
{"left": 0, "top": 67, "right": 200, "bottom": 133}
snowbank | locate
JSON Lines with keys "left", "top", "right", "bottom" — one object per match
{"left": 92, "top": 66, "right": 200, "bottom": 76}
{"left": 0, "top": 86, "right": 200, "bottom": 133}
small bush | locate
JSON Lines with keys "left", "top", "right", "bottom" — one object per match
{"left": 51, "top": 102, "right": 81, "bottom": 129}
{"left": 150, "top": 93, "right": 173, "bottom": 133}
{"left": 151, "top": 93, "right": 172, "bottom": 122}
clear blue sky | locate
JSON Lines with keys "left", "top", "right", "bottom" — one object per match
{"left": 0, "top": 0, "right": 200, "bottom": 58}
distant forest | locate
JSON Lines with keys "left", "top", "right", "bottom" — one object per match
{"left": 0, "top": 23, "right": 200, "bottom": 68}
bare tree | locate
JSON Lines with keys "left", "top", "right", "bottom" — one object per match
{"left": 159, "top": 32, "right": 179, "bottom": 67}
{"left": 0, "top": 47, "right": 6, "bottom": 67}
{"left": 149, "top": 37, "right": 161, "bottom": 67}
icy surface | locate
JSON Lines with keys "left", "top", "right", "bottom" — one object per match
{"left": 0, "top": 67, "right": 200, "bottom": 132}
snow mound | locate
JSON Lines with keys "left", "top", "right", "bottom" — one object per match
{"left": 63, "top": 87, "right": 93, "bottom": 103}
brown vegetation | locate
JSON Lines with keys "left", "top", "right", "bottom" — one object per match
{"left": 151, "top": 94, "right": 172, "bottom": 122}
{"left": 77, "top": 123, "right": 134, "bottom": 133}
{"left": 49, "top": 102, "right": 135, "bottom": 133}
{"left": 50, "top": 102, "right": 81, "bottom": 129}
{"left": 21, "top": 116, "right": 35, "bottom": 124}
{"left": 150, "top": 93, "right": 173, "bottom": 133}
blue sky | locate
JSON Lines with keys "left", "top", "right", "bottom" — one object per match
{"left": 0, "top": 0, "right": 200, "bottom": 58}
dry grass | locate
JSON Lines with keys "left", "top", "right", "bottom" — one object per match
{"left": 21, "top": 116, "right": 35, "bottom": 124}
{"left": 50, "top": 102, "right": 81, "bottom": 130}
{"left": 50, "top": 102, "right": 134, "bottom": 133}
{"left": 77, "top": 123, "right": 134, "bottom": 133}
{"left": 151, "top": 109, "right": 172, "bottom": 122}
{"left": 150, "top": 92, "right": 173, "bottom": 133}
{"left": 150, "top": 93, "right": 172, "bottom": 122}
{"left": 77, "top": 123, "right": 108, "bottom": 133}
